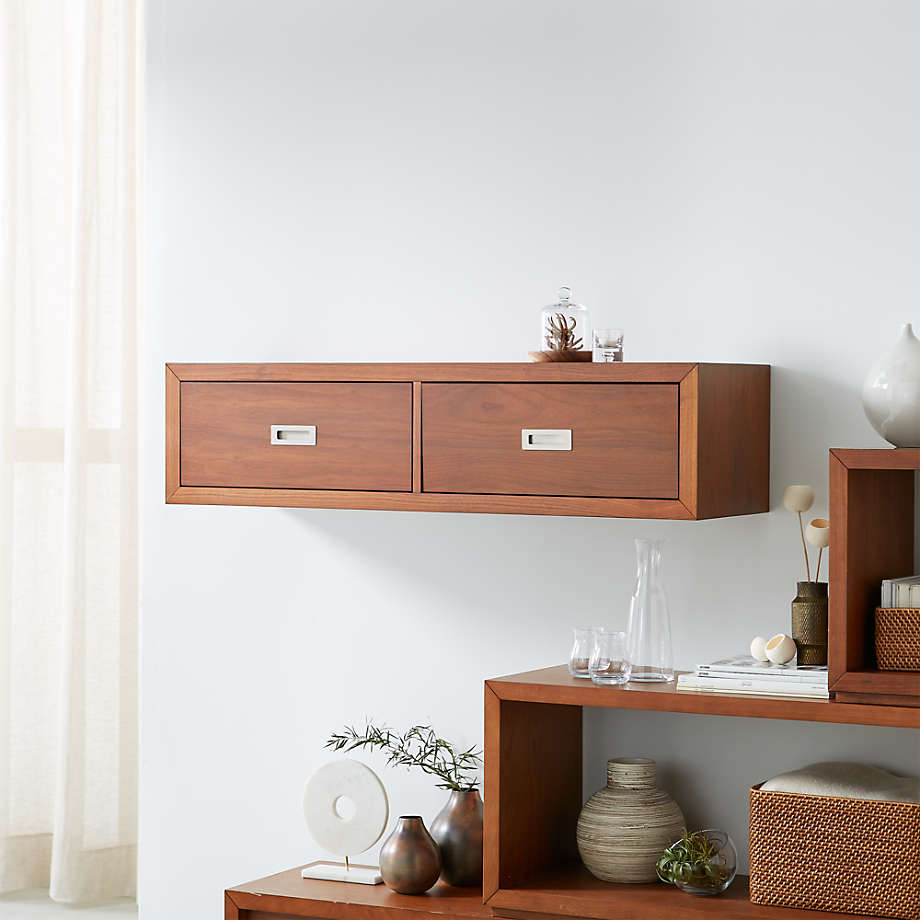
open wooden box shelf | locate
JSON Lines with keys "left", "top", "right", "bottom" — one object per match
{"left": 483, "top": 666, "right": 919, "bottom": 920}
{"left": 830, "top": 449, "right": 920, "bottom": 706}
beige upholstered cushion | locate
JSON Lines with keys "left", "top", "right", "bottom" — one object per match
{"left": 761, "top": 762, "right": 920, "bottom": 803}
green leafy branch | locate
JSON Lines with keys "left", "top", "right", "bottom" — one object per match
{"left": 325, "top": 722, "right": 482, "bottom": 792}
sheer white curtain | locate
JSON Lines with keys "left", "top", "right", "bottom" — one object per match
{"left": 0, "top": 0, "right": 140, "bottom": 903}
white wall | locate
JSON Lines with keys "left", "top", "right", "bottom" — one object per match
{"left": 143, "top": 2, "right": 920, "bottom": 917}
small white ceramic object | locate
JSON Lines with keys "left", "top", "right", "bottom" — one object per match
{"left": 806, "top": 518, "right": 830, "bottom": 549}
{"left": 765, "top": 633, "right": 797, "bottom": 665}
{"left": 750, "top": 636, "right": 769, "bottom": 662}
{"left": 863, "top": 323, "right": 920, "bottom": 447}
{"left": 302, "top": 760, "right": 389, "bottom": 884}
{"left": 782, "top": 485, "right": 815, "bottom": 513}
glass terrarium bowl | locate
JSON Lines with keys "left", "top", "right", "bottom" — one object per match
{"left": 656, "top": 829, "right": 737, "bottom": 896}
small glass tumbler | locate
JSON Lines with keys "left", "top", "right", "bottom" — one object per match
{"left": 589, "top": 629, "right": 631, "bottom": 684}
{"left": 568, "top": 627, "right": 598, "bottom": 678}
{"left": 592, "top": 328, "right": 624, "bottom": 362}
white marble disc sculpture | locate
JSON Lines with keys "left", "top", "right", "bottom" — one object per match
{"left": 302, "top": 760, "right": 389, "bottom": 885}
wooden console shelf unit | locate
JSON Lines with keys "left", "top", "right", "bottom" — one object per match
{"left": 830, "top": 448, "right": 920, "bottom": 706}
{"left": 226, "top": 863, "right": 876, "bottom": 920}
{"left": 483, "top": 666, "right": 919, "bottom": 920}
{"left": 167, "top": 362, "right": 770, "bottom": 519}
{"left": 225, "top": 864, "right": 488, "bottom": 920}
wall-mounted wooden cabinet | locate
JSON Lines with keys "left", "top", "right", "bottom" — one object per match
{"left": 166, "top": 362, "right": 770, "bottom": 519}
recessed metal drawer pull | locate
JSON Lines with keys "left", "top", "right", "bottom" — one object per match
{"left": 270, "top": 425, "right": 316, "bottom": 446}
{"left": 521, "top": 429, "right": 572, "bottom": 451}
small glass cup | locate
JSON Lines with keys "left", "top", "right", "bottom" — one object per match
{"left": 568, "top": 627, "right": 598, "bottom": 678}
{"left": 589, "top": 629, "right": 631, "bottom": 685}
{"left": 592, "top": 328, "right": 624, "bottom": 362}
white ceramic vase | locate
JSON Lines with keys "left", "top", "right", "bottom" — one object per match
{"left": 576, "top": 757, "right": 685, "bottom": 883}
{"left": 862, "top": 323, "right": 920, "bottom": 447}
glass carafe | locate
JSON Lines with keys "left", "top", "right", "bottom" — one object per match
{"left": 625, "top": 539, "right": 674, "bottom": 682}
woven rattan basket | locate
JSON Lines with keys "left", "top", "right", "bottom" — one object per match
{"left": 750, "top": 784, "right": 920, "bottom": 919}
{"left": 875, "top": 607, "right": 920, "bottom": 670}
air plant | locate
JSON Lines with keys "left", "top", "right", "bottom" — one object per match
{"left": 656, "top": 830, "right": 735, "bottom": 894}
{"left": 326, "top": 722, "right": 482, "bottom": 791}
{"left": 783, "top": 485, "right": 830, "bottom": 583}
{"left": 545, "top": 313, "right": 583, "bottom": 351}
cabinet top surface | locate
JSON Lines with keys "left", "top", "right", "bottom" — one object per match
{"left": 486, "top": 665, "right": 919, "bottom": 728}
{"left": 167, "top": 361, "right": 769, "bottom": 383}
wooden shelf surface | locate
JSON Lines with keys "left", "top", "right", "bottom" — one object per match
{"left": 831, "top": 447, "right": 920, "bottom": 470}
{"left": 227, "top": 863, "right": 488, "bottom": 919}
{"left": 489, "top": 865, "right": 870, "bottom": 920}
{"left": 486, "top": 665, "right": 920, "bottom": 728}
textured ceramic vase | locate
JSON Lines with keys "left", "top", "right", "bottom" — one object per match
{"left": 379, "top": 816, "right": 442, "bottom": 894}
{"left": 863, "top": 323, "right": 920, "bottom": 447}
{"left": 429, "top": 789, "right": 483, "bottom": 887}
{"left": 791, "top": 581, "right": 828, "bottom": 665}
{"left": 576, "top": 757, "right": 686, "bottom": 883}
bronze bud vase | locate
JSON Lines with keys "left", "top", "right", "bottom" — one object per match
{"left": 379, "top": 816, "right": 442, "bottom": 895}
{"left": 791, "top": 581, "right": 828, "bottom": 665}
{"left": 429, "top": 789, "right": 483, "bottom": 887}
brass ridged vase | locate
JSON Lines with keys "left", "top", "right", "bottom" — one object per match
{"left": 791, "top": 581, "right": 828, "bottom": 665}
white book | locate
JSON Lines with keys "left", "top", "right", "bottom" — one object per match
{"left": 882, "top": 579, "right": 893, "bottom": 607}
{"left": 911, "top": 584, "right": 920, "bottom": 608}
{"left": 882, "top": 574, "right": 920, "bottom": 608}
{"left": 695, "top": 656, "right": 828, "bottom": 684}
{"left": 677, "top": 675, "right": 829, "bottom": 699}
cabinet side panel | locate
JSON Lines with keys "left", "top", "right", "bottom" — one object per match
{"left": 486, "top": 696, "right": 582, "bottom": 893}
{"left": 165, "top": 366, "right": 181, "bottom": 500}
{"left": 696, "top": 365, "right": 770, "bottom": 518}
{"left": 678, "top": 367, "right": 699, "bottom": 519}
{"left": 828, "top": 452, "right": 849, "bottom": 688}
{"left": 834, "top": 466, "right": 914, "bottom": 680}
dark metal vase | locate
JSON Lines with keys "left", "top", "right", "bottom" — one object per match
{"left": 379, "top": 816, "right": 442, "bottom": 895}
{"left": 429, "top": 789, "right": 484, "bottom": 887}
{"left": 791, "top": 581, "right": 828, "bottom": 665}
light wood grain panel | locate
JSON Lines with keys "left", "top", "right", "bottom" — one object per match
{"left": 833, "top": 448, "right": 920, "bottom": 470}
{"left": 180, "top": 382, "right": 412, "bottom": 491}
{"left": 834, "top": 690, "right": 920, "bottom": 707}
{"left": 422, "top": 384, "right": 679, "bottom": 498}
{"left": 696, "top": 364, "right": 770, "bottom": 519}
{"left": 678, "top": 366, "right": 699, "bottom": 518}
{"left": 165, "top": 365, "right": 180, "bottom": 499}
{"left": 412, "top": 382, "right": 422, "bottom": 493}
{"left": 829, "top": 451, "right": 914, "bottom": 685}
{"left": 489, "top": 867, "right": 868, "bottom": 920}
{"left": 168, "top": 362, "right": 698, "bottom": 383}
{"left": 483, "top": 684, "right": 501, "bottom": 902}
{"left": 485, "top": 699, "right": 582, "bottom": 893}
{"left": 487, "top": 665, "right": 920, "bottom": 728}
{"left": 166, "top": 486, "right": 692, "bottom": 519}
{"left": 831, "top": 670, "right": 920, "bottom": 697}
{"left": 228, "top": 864, "right": 488, "bottom": 920}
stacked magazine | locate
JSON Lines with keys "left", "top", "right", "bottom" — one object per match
{"left": 677, "top": 655, "right": 829, "bottom": 699}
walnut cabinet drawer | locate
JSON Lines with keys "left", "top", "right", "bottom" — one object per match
{"left": 179, "top": 382, "right": 412, "bottom": 491}
{"left": 421, "top": 383, "right": 679, "bottom": 498}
